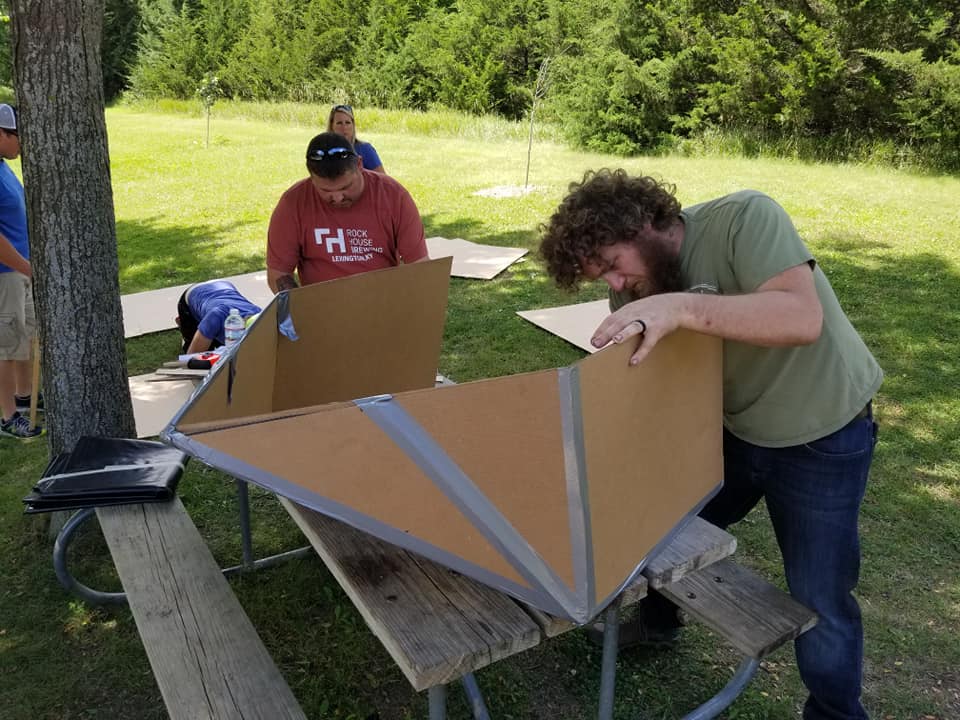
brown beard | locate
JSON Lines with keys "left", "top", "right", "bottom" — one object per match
{"left": 627, "top": 236, "right": 684, "bottom": 297}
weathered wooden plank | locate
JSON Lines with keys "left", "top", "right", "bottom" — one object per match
{"left": 280, "top": 499, "right": 541, "bottom": 691}
{"left": 97, "top": 499, "right": 306, "bottom": 720}
{"left": 643, "top": 516, "right": 737, "bottom": 589}
{"left": 657, "top": 557, "right": 818, "bottom": 659}
{"left": 153, "top": 367, "right": 210, "bottom": 379}
{"left": 520, "top": 604, "right": 576, "bottom": 637}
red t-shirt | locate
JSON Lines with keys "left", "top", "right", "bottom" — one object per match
{"left": 267, "top": 170, "right": 428, "bottom": 285}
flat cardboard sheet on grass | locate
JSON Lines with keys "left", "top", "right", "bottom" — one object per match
{"left": 121, "top": 270, "right": 275, "bottom": 339}
{"left": 516, "top": 299, "right": 610, "bottom": 353}
{"left": 426, "top": 236, "right": 527, "bottom": 279}
{"left": 164, "top": 260, "right": 722, "bottom": 623}
{"left": 129, "top": 374, "right": 197, "bottom": 439}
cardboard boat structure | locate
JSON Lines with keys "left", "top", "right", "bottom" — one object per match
{"left": 163, "top": 258, "right": 724, "bottom": 623}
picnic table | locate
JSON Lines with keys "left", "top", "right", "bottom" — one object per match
{"left": 280, "top": 498, "right": 813, "bottom": 719}
{"left": 54, "top": 472, "right": 815, "bottom": 720}
{"left": 52, "top": 372, "right": 815, "bottom": 719}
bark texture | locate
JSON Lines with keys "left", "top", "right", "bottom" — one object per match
{"left": 10, "top": 0, "right": 135, "bottom": 455}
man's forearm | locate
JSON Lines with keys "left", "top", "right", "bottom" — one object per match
{"left": 679, "top": 288, "right": 823, "bottom": 346}
{"left": 275, "top": 274, "right": 298, "bottom": 292}
{"left": 186, "top": 330, "right": 213, "bottom": 355}
{"left": 592, "top": 264, "right": 824, "bottom": 365}
{"left": 0, "top": 234, "right": 30, "bottom": 276}
{"left": 267, "top": 266, "right": 299, "bottom": 293}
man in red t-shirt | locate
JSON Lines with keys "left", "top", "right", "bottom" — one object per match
{"left": 266, "top": 132, "right": 429, "bottom": 292}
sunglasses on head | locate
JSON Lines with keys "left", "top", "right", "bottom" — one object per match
{"left": 307, "top": 146, "right": 356, "bottom": 161}
{"left": 333, "top": 104, "right": 353, "bottom": 114}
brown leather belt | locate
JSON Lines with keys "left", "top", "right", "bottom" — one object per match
{"left": 853, "top": 401, "right": 872, "bottom": 420}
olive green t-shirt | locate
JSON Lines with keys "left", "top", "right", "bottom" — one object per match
{"left": 610, "top": 190, "right": 882, "bottom": 447}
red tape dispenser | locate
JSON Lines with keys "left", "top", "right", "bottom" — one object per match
{"left": 186, "top": 352, "right": 222, "bottom": 370}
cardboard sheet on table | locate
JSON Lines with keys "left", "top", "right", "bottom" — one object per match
{"left": 121, "top": 270, "right": 275, "bottom": 338}
{"left": 426, "top": 236, "right": 527, "bottom": 279}
{"left": 172, "top": 258, "right": 452, "bottom": 427}
{"left": 129, "top": 373, "right": 196, "bottom": 438}
{"left": 516, "top": 299, "right": 610, "bottom": 353}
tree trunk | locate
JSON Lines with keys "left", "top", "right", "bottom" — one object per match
{"left": 9, "top": 0, "right": 136, "bottom": 459}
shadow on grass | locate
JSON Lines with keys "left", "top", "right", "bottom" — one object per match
{"left": 116, "top": 212, "right": 536, "bottom": 297}
{"left": 818, "top": 241, "right": 960, "bottom": 466}
{"left": 813, "top": 236, "right": 960, "bottom": 709}
{"left": 116, "top": 216, "right": 266, "bottom": 293}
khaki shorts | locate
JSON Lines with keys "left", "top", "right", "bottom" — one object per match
{"left": 0, "top": 272, "right": 36, "bottom": 361}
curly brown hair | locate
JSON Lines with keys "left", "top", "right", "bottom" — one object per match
{"left": 539, "top": 169, "right": 681, "bottom": 289}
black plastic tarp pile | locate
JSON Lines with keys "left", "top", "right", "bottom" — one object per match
{"left": 23, "top": 436, "right": 188, "bottom": 514}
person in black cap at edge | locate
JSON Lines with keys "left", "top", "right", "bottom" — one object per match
{"left": 0, "top": 103, "right": 44, "bottom": 440}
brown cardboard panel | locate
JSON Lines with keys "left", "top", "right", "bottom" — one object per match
{"left": 272, "top": 258, "right": 452, "bottom": 411}
{"left": 516, "top": 299, "right": 610, "bottom": 354}
{"left": 175, "top": 303, "right": 280, "bottom": 426}
{"left": 190, "top": 405, "right": 529, "bottom": 588}
{"left": 395, "top": 371, "right": 576, "bottom": 591}
{"left": 577, "top": 332, "right": 723, "bottom": 603}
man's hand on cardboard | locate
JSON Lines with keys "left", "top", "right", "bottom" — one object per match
{"left": 591, "top": 293, "right": 686, "bottom": 366}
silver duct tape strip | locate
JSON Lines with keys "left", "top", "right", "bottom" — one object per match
{"left": 163, "top": 430, "right": 570, "bottom": 618}
{"left": 558, "top": 366, "right": 593, "bottom": 620}
{"left": 354, "top": 394, "right": 583, "bottom": 620}
{"left": 276, "top": 290, "right": 299, "bottom": 341}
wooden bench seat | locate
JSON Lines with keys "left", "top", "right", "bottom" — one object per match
{"left": 97, "top": 498, "right": 306, "bottom": 720}
{"left": 658, "top": 557, "right": 818, "bottom": 659}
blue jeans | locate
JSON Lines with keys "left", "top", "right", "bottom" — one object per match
{"left": 700, "top": 409, "right": 878, "bottom": 720}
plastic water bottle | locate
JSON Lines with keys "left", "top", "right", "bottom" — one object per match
{"left": 224, "top": 308, "right": 245, "bottom": 347}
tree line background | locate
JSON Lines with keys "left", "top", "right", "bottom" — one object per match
{"left": 2, "top": 0, "right": 959, "bottom": 171}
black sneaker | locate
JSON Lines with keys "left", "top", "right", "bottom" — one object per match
{"left": 15, "top": 392, "right": 43, "bottom": 413}
{"left": 0, "top": 411, "right": 44, "bottom": 440}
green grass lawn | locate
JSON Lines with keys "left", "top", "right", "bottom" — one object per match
{"left": 1, "top": 101, "right": 958, "bottom": 719}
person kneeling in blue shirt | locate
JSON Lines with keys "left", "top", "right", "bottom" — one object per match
{"left": 176, "top": 279, "right": 261, "bottom": 354}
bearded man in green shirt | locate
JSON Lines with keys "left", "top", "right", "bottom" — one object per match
{"left": 540, "top": 169, "right": 881, "bottom": 720}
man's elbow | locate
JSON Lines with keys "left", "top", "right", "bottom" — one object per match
{"left": 796, "top": 304, "right": 824, "bottom": 345}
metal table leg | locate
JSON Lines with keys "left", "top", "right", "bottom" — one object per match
{"left": 681, "top": 656, "right": 760, "bottom": 720}
{"left": 52, "top": 508, "right": 127, "bottom": 606}
{"left": 461, "top": 672, "right": 491, "bottom": 720}
{"left": 236, "top": 478, "right": 255, "bottom": 566}
{"left": 597, "top": 597, "right": 622, "bottom": 720}
{"left": 221, "top": 479, "right": 313, "bottom": 576}
{"left": 428, "top": 684, "right": 447, "bottom": 720}
{"left": 52, "top": 481, "right": 313, "bottom": 605}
